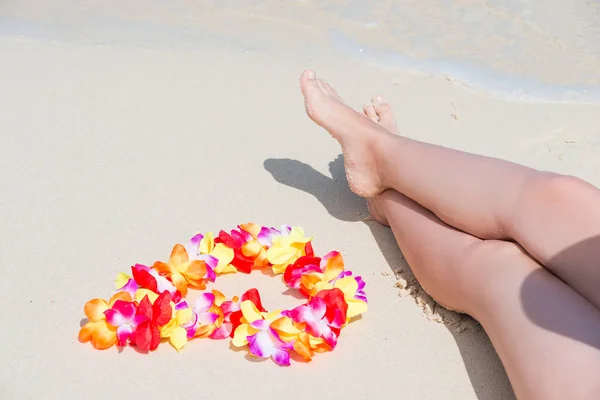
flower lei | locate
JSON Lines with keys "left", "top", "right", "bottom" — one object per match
{"left": 79, "top": 223, "right": 367, "bottom": 366}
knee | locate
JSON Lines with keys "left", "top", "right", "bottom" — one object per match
{"left": 456, "top": 240, "right": 529, "bottom": 313}
{"left": 462, "top": 239, "right": 525, "bottom": 267}
{"left": 522, "top": 173, "right": 595, "bottom": 207}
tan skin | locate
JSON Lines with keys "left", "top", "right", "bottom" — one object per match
{"left": 299, "top": 70, "right": 600, "bottom": 399}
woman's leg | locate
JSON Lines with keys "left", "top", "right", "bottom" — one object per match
{"left": 369, "top": 190, "right": 600, "bottom": 400}
{"left": 299, "top": 70, "right": 600, "bottom": 309}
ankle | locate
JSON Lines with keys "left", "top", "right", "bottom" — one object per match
{"left": 371, "top": 131, "right": 399, "bottom": 191}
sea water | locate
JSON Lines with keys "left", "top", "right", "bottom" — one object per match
{"left": 2, "top": 0, "right": 599, "bottom": 104}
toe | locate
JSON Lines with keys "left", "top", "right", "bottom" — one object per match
{"left": 372, "top": 95, "right": 397, "bottom": 133}
{"left": 321, "top": 81, "right": 335, "bottom": 96}
{"left": 300, "top": 70, "right": 318, "bottom": 95}
{"left": 301, "top": 69, "right": 316, "bottom": 84}
{"left": 317, "top": 80, "right": 331, "bottom": 95}
{"left": 363, "top": 104, "right": 378, "bottom": 122}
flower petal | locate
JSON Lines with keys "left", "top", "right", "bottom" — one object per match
{"left": 212, "top": 243, "right": 234, "bottom": 269}
{"left": 232, "top": 324, "right": 253, "bottom": 347}
{"left": 239, "top": 223, "right": 261, "bottom": 239}
{"left": 346, "top": 299, "right": 368, "bottom": 319}
{"left": 308, "top": 296, "right": 326, "bottom": 320}
{"left": 198, "top": 312, "right": 219, "bottom": 325}
{"left": 220, "top": 300, "right": 239, "bottom": 315}
{"left": 78, "top": 321, "right": 98, "bottom": 343}
{"left": 267, "top": 246, "right": 297, "bottom": 265}
{"left": 270, "top": 316, "right": 301, "bottom": 342}
{"left": 184, "top": 260, "right": 208, "bottom": 282}
{"left": 185, "top": 233, "right": 204, "bottom": 259}
{"left": 170, "top": 272, "right": 188, "bottom": 297}
{"left": 240, "top": 300, "right": 263, "bottom": 323}
{"left": 169, "top": 326, "right": 188, "bottom": 351}
{"left": 112, "top": 300, "right": 136, "bottom": 320}
{"left": 152, "top": 292, "right": 173, "bottom": 326}
{"left": 115, "top": 272, "right": 130, "bottom": 289}
{"left": 257, "top": 227, "right": 280, "bottom": 246}
{"left": 321, "top": 251, "right": 345, "bottom": 282}
{"left": 169, "top": 244, "right": 189, "bottom": 266}
{"left": 131, "top": 264, "right": 158, "bottom": 293}
{"left": 288, "top": 227, "right": 311, "bottom": 243}
{"left": 205, "top": 266, "right": 216, "bottom": 282}
{"left": 194, "top": 293, "right": 215, "bottom": 313}
{"left": 247, "top": 331, "right": 275, "bottom": 358}
{"left": 116, "top": 325, "right": 134, "bottom": 347}
{"left": 135, "top": 321, "right": 161, "bottom": 352}
{"left": 199, "top": 232, "right": 214, "bottom": 254}
{"left": 84, "top": 299, "right": 109, "bottom": 322}
{"left": 211, "top": 289, "right": 226, "bottom": 306}
{"left": 293, "top": 331, "right": 313, "bottom": 361}
{"left": 134, "top": 288, "right": 159, "bottom": 304}
{"left": 176, "top": 307, "right": 194, "bottom": 326}
{"left": 79, "top": 321, "right": 117, "bottom": 350}
{"left": 271, "top": 348, "right": 291, "bottom": 366}
{"left": 321, "top": 326, "right": 338, "bottom": 348}
{"left": 250, "top": 319, "right": 270, "bottom": 331}
{"left": 210, "top": 323, "right": 232, "bottom": 339}
{"left": 240, "top": 288, "right": 265, "bottom": 312}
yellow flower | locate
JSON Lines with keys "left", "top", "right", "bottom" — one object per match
{"left": 266, "top": 227, "right": 312, "bottom": 274}
{"left": 199, "top": 232, "right": 236, "bottom": 274}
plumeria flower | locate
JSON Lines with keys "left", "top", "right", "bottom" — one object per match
{"left": 210, "top": 288, "right": 265, "bottom": 339}
{"left": 185, "top": 233, "right": 218, "bottom": 282}
{"left": 153, "top": 244, "right": 209, "bottom": 297}
{"left": 284, "top": 251, "right": 345, "bottom": 297}
{"left": 257, "top": 225, "right": 290, "bottom": 247}
{"left": 130, "top": 263, "right": 179, "bottom": 301}
{"left": 289, "top": 296, "right": 344, "bottom": 349}
{"left": 198, "top": 232, "right": 236, "bottom": 274}
{"left": 134, "top": 292, "right": 173, "bottom": 352}
{"left": 268, "top": 313, "right": 327, "bottom": 362}
{"left": 236, "top": 223, "right": 270, "bottom": 269}
{"left": 232, "top": 301, "right": 293, "bottom": 366}
{"left": 266, "top": 227, "right": 313, "bottom": 274}
{"left": 209, "top": 296, "right": 240, "bottom": 339}
{"left": 331, "top": 271, "right": 368, "bottom": 303}
{"left": 215, "top": 228, "right": 256, "bottom": 274}
{"left": 315, "top": 276, "right": 367, "bottom": 321}
{"left": 114, "top": 272, "right": 139, "bottom": 298}
{"left": 160, "top": 301, "right": 195, "bottom": 351}
{"left": 189, "top": 293, "right": 220, "bottom": 338}
{"left": 104, "top": 299, "right": 144, "bottom": 347}
{"left": 79, "top": 291, "right": 132, "bottom": 350}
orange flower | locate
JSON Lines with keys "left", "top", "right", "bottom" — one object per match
{"left": 153, "top": 245, "right": 208, "bottom": 297}
{"left": 78, "top": 292, "right": 132, "bottom": 350}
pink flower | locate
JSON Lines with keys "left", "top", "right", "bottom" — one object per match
{"left": 104, "top": 300, "right": 144, "bottom": 347}
{"left": 289, "top": 296, "right": 344, "bottom": 348}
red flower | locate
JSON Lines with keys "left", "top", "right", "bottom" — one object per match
{"left": 283, "top": 256, "right": 322, "bottom": 295}
{"left": 216, "top": 230, "right": 254, "bottom": 274}
{"left": 228, "top": 288, "right": 266, "bottom": 336}
{"left": 315, "top": 288, "right": 348, "bottom": 337}
{"left": 133, "top": 292, "right": 172, "bottom": 352}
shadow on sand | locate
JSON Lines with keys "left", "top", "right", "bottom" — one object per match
{"left": 264, "top": 154, "right": 515, "bottom": 400}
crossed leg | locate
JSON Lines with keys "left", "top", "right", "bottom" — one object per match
{"left": 298, "top": 70, "right": 600, "bottom": 398}
{"left": 370, "top": 190, "right": 600, "bottom": 399}
{"left": 299, "top": 69, "right": 600, "bottom": 310}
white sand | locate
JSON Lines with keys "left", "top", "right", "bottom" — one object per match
{"left": 1, "top": 3, "right": 599, "bottom": 399}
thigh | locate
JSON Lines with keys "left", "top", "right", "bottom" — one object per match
{"left": 508, "top": 175, "right": 600, "bottom": 310}
{"left": 464, "top": 239, "right": 600, "bottom": 400}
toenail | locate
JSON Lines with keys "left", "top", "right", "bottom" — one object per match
{"left": 307, "top": 70, "right": 316, "bottom": 79}
{"left": 374, "top": 94, "right": 387, "bottom": 104}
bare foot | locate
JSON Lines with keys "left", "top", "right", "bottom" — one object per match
{"left": 300, "top": 69, "right": 394, "bottom": 197}
{"left": 363, "top": 95, "right": 399, "bottom": 135}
